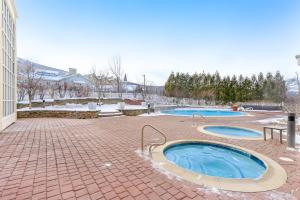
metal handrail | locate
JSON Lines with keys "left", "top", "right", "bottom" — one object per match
{"left": 192, "top": 113, "right": 207, "bottom": 126}
{"left": 141, "top": 125, "right": 167, "bottom": 156}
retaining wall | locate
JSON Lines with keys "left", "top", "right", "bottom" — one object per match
{"left": 17, "top": 110, "right": 99, "bottom": 119}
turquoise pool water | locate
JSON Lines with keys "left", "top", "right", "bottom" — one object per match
{"left": 164, "top": 142, "right": 266, "bottom": 179}
{"left": 204, "top": 126, "right": 262, "bottom": 138}
{"left": 161, "top": 109, "right": 245, "bottom": 117}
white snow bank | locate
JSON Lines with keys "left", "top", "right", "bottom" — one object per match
{"left": 246, "top": 110, "right": 283, "bottom": 113}
{"left": 256, "top": 116, "right": 287, "bottom": 125}
{"left": 135, "top": 148, "right": 183, "bottom": 182}
{"left": 18, "top": 99, "right": 55, "bottom": 104}
{"left": 100, "top": 104, "right": 146, "bottom": 112}
{"left": 139, "top": 112, "right": 165, "bottom": 117}
{"left": 281, "top": 131, "right": 300, "bottom": 145}
{"left": 18, "top": 103, "right": 147, "bottom": 112}
{"left": 121, "top": 106, "right": 147, "bottom": 110}
{"left": 18, "top": 103, "right": 101, "bottom": 111}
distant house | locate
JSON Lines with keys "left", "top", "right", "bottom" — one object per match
{"left": 18, "top": 58, "right": 92, "bottom": 87}
{"left": 17, "top": 58, "right": 93, "bottom": 100}
{"left": 17, "top": 58, "right": 164, "bottom": 100}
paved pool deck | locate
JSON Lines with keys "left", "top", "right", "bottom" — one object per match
{"left": 0, "top": 112, "right": 299, "bottom": 200}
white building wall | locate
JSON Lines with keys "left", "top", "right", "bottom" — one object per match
{"left": 0, "top": 0, "right": 16, "bottom": 131}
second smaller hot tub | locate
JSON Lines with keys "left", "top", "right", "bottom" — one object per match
{"left": 199, "top": 125, "right": 263, "bottom": 140}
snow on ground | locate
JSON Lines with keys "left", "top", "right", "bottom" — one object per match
{"left": 246, "top": 110, "right": 283, "bottom": 113}
{"left": 98, "top": 104, "right": 117, "bottom": 112}
{"left": 256, "top": 116, "right": 287, "bottom": 125}
{"left": 18, "top": 104, "right": 96, "bottom": 111}
{"left": 135, "top": 148, "right": 183, "bottom": 182}
{"left": 256, "top": 116, "right": 300, "bottom": 145}
{"left": 18, "top": 99, "right": 55, "bottom": 104}
{"left": 281, "top": 131, "right": 300, "bottom": 145}
{"left": 100, "top": 104, "right": 147, "bottom": 112}
{"left": 139, "top": 112, "right": 166, "bottom": 117}
{"left": 256, "top": 115, "right": 300, "bottom": 125}
{"left": 18, "top": 103, "right": 147, "bottom": 112}
{"left": 197, "top": 183, "right": 297, "bottom": 200}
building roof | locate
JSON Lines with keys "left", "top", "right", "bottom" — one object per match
{"left": 17, "top": 58, "right": 91, "bottom": 85}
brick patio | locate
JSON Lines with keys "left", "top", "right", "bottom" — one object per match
{"left": 0, "top": 113, "right": 299, "bottom": 199}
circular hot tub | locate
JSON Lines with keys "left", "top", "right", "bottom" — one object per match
{"left": 151, "top": 140, "right": 287, "bottom": 192}
{"left": 164, "top": 142, "right": 266, "bottom": 179}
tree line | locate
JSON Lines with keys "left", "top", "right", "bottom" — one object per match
{"left": 164, "top": 71, "right": 286, "bottom": 103}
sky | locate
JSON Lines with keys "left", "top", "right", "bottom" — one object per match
{"left": 16, "top": 0, "right": 300, "bottom": 85}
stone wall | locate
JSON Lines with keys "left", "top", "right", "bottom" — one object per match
{"left": 17, "top": 110, "right": 99, "bottom": 119}
{"left": 17, "top": 98, "right": 123, "bottom": 109}
{"left": 121, "top": 109, "right": 148, "bottom": 116}
{"left": 124, "top": 99, "right": 144, "bottom": 105}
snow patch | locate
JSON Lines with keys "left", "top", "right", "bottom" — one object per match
{"left": 279, "top": 157, "right": 294, "bottom": 162}
{"left": 18, "top": 99, "right": 55, "bottom": 104}
{"left": 197, "top": 186, "right": 248, "bottom": 199}
{"left": 139, "top": 112, "right": 166, "bottom": 117}
{"left": 135, "top": 148, "right": 183, "bottom": 182}
{"left": 103, "top": 163, "right": 112, "bottom": 167}
{"left": 256, "top": 116, "right": 300, "bottom": 125}
{"left": 18, "top": 103, "right": 147, "bottom": 112}
{"left": 282, "top": 132, "right": 300, "bottom": 145}
{"left": 246, "top": 110, "right": 283, "bottom": 113}
{"left": 256, "top": 116, "right": 287, "bottom": 125}
{"left": 265, "top": 191, "right": 297, "bottom": 200}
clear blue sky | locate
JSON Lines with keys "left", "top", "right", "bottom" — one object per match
{"left": 16, "top": 0, "right": 300, "bottom": 85}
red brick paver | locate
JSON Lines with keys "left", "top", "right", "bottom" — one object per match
{"left": 0, "top": 113, "right": 299, "bottom": 199}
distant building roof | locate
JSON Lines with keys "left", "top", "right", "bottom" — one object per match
{"left": 17, "top": 58, "right": 91, "bottom": 85}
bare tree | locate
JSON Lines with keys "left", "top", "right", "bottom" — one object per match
{"left": 109, "top": 55, "right": 124, "bottom": 97}
{"left": 38, "top": 83, "right": 47, "bottom": 100}
{"left": 284, "top": 72, "right": 300, "bottom": 114}
{"left": 17, "top": 73, "right": 26, "bottom": 101}
{"left": 57, "top": 81, "right": 68, "bottom": 98}
{"left": 48, "top": 84, "right": 57, "bottom": 99}
{"left": 68, "top": 84, "right": 76, "bottom": 98}
{"left": 136, "top": 77, "right": 154, "bottom": 100}
{"left": 23, "top": 61, "right": 41, "bottom": 108}
{"left": 75, "top": 85, "right": 84, "bottom": 97}
{"left": 90, "top": 66, "right": 109, "bottom": 103}
{"left": 133, "top": 86, "right": 141, "bottom": 99}
{"left": 83, "top": 86, "right": 91, "bottom": 97}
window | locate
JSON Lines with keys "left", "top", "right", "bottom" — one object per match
{"left": 2, "top": 0, "right": 15, "bottom": 117}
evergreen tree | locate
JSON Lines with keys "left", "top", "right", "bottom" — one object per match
{"left": 164, "top": 71, "right": 286, "bottom": 103}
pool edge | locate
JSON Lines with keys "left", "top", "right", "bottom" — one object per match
{"left": 160, "top": 108, "right": 253, "bottom": 118}
{"left": 152, "top": 139, "right": 287, "bottom": 192}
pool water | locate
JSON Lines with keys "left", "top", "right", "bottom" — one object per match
{"left": 204, "top": 126, "right": 262, "bottom": 138}
{"left": 164, "top": 143, "right": 266, "bottom": 179}
{"left": 161, "top": 109, "right": 245, "bottom": 117}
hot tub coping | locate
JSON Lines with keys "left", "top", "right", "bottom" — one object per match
{"left": 151, "top": 139, "right": 287, "bottom": 192}
{"left": 197, "top": 125, "right": 271, "bottom": 140}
